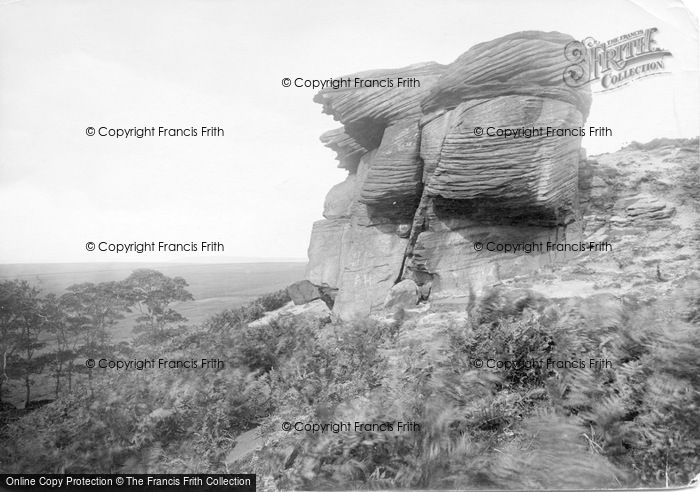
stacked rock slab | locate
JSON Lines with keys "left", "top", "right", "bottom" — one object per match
{"left": 305, "top": 31, "right": 592, "bottom": 319}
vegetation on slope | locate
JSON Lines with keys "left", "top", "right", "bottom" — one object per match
{"left": 1, "top": 272, "right": 698, "bottom": 490}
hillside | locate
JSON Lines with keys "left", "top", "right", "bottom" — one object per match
{"left": 1, "top": 138, "right": 698, "bottom": 490}
{"left": 1, "top": 24, "right": 697, "bottom": 490}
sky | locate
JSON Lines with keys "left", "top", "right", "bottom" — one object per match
{"left": 0, "top": 0, "right": 698, "bottom": 264}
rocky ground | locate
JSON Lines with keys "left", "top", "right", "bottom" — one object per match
{"left": 503, "top": 138, "right": 699, "bottom": 302}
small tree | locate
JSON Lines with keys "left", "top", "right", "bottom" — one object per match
{"left": 0, "top": 280, "right": 44, "bottom": 407}
{"left": 41, "top": 294, "right": 80, "bottom": 397}
{"left": 123, "top": 269, "right": 193, "bottom": 334}
{"left": 62, "top": 281, "right": 131, "bottom": 395}
{"left": 0, "top": 281, "right": 20, "bottom": 405}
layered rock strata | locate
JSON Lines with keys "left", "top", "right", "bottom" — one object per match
{"left": 305, "top": 31, "right": 592, "bottom": 318}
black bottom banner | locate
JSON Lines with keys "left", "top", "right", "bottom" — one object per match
{"left": 0, "top": 475, "right": 256, "bottom": 492}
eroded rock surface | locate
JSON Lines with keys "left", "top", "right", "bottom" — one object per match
{"left": 518, "top": 137, "right": 699, "bottom": 300}
{"left": 305, "top": 31, "right": 592, "bottom": 318}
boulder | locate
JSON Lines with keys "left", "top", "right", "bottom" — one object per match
{"left": 384, "top": 279, "right": 420, "bottom": 311}
{"left": 248, "top": 299, "right": 331, "bottom": 329}
{"left": 287, "top": 280, "right": 322, "bottom": 305}
{"left": 396, "top": 223, "right": 411, "bottom": 238}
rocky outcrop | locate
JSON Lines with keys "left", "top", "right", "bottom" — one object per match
{"left": 305, "top": 31, "right": 592, "bottom": 318}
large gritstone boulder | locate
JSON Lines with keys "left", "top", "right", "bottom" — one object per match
{"left": 303, "top": 31, "right": 591, "bottom": 318}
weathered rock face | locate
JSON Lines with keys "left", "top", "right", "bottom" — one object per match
{"left": 305, "top": 31, "right": 592, "bottom": 318}
{"left": 423, "top": 96, "right": 583, "bottom": 223}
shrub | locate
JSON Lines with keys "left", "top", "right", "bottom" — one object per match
{"left": 545, "top": 287, "right": 700, "bottom": 486}
{"left": 258, "top": 289, "right": 291, "bottom": 312}
{"left": 3, "top": 285, "right": 697, "bottom": 487}
{"left": 265, "top": 284, "right": 699, "bottom": 489}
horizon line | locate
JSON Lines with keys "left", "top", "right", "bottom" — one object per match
{"left": 0, "top": 257, "right": 308, "bottom": 266}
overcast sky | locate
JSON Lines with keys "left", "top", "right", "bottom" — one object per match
{"left": 0, "top": 0, "right": 698, "bottom": 264}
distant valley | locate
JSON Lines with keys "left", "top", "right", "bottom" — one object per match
{"left": 0, "top": 262, "right": 307, "bottom": 341}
